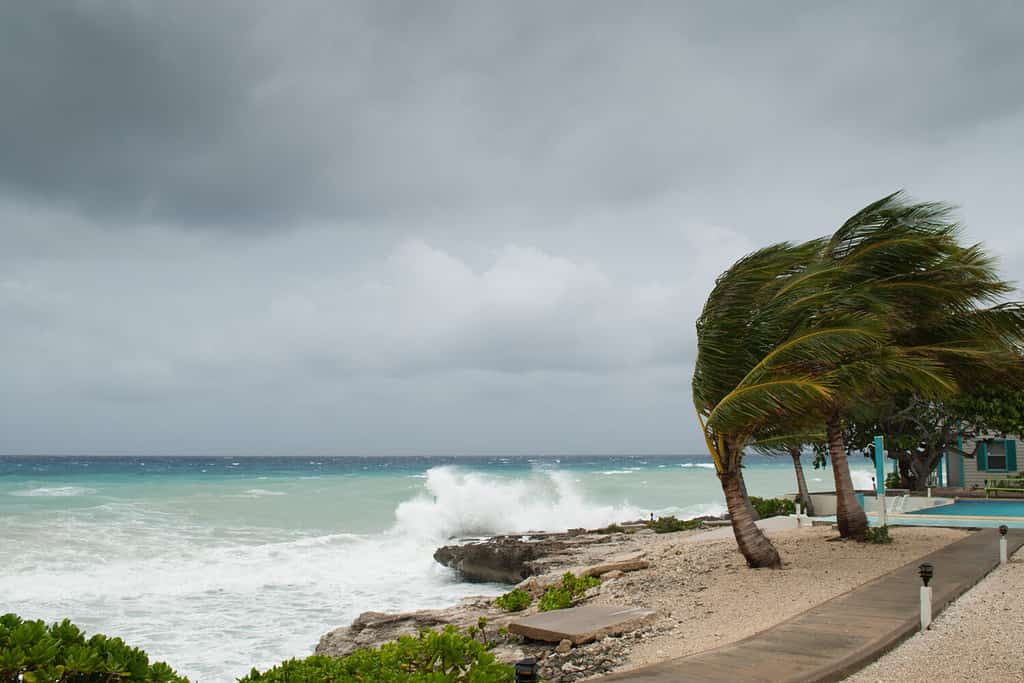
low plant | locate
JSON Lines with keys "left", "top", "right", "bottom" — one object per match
{"left": 885, "top": 472, "right": 902, "bottom": 489}
{"left": 0, "top": 613, "right": 188, "bottom": 683}
{"left": 494, "top": 588, "right": 532, "bottom": 612}
{"left": 646, "top": 515, "right": 701, "bottom": 533}
{"left": 863, "top": 525, "right": 893, "bottom": 544}
{"left": 595, "top": 523, "right": 628, "bottom": 534}
{"left": 240, "top": 625, "right": 513, "bottom": 682}
{"left": 538, "top": 572, "right": 601, "bottom": 612}
{"left": 749, "top": 496, "right": 797, "bottom": 519}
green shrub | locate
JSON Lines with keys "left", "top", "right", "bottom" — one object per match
{"left": 885, "top": 472, "right": 902, "bottom": 489}
{"left": 863, "top": 525, "right": 893, "bottom": 544}
{"left": 538, "top": 572, "right": 601, "bottom": 612}
{"left": 749, "top": 496, "right": 797, "bottom": 519}
{"left": 646, "top": 515, "right": 701, "bottom": 533}
{"left": 240, "top": 625, "right": 513, "bottom": 682}
{"left": 595, "top": 523, "right": 627, "bottom": 534}
{"left": 0, "top": 613, "right": 188, "bottom": 683}
{"left": 494, "top": 588, "right": 532, "bottom": 612}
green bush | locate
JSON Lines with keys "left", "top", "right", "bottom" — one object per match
{"left": 595, "top": 523, "right": 628, "bottom": 534}
{"left": 645, "top": 515, "right": 701, "bottom": 533}
{"left": 538, "top": 572, "right": 601, "bottom": 612}
{"left": 240, "top": 625, "right": 513, "bottom": 683}
{"left": 494, "top": 588, "right": 532, "bottom": 612}
{"left": 885, "top": 472, "right": 902, "bottom": 489}
{"left": 749, "top": 496, "right": 797, "bottom": 519}
{"left": 863, "top": 525, "right": 893, "bottom": 544}
{"left": 0, "top": 613, "right": 188, "bottom": 683}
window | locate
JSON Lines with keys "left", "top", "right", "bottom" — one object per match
{"left": 988, "top": 453, "right": 1007, "bottom": 470}
{"left": 987, "top": 442, "right": 1007, "bottom": 470}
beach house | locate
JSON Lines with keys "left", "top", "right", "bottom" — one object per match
{"left": 945, "top": 434, "right": 1021, "bottom": 492}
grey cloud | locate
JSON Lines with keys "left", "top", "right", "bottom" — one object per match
{"left": 1, "top": 2, "right": 1022, "bottom": 455}
{"left": 3, "top": 2, "right": 1023, "bottom": 228}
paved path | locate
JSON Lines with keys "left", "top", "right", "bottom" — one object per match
{"left": 602, "top": 528, "right": 1024, "bottom": 683}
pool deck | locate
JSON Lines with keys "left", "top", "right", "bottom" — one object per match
{"left": 601, "top": 528, "right": 1024, "bottom": 683}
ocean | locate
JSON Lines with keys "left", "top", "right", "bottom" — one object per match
{"left": 0, "top": 454, "right": 875, "bottom": 681}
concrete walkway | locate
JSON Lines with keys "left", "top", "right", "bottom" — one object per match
{"left": 602, "top": 528, "right": 1024, "bottom": 683}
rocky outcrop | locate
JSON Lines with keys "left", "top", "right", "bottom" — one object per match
{"left": 316, "top": 597, "right": 509, "bottom": 658}
{"left": 433, "top": 537, "right": 569, "bottom": 583}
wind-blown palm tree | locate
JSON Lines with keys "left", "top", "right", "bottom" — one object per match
{"left": 693, "top": 240, "right": 885, "bottom": 566}
{"left": 787, "top": 194, "right": 1024, "bottom": 538}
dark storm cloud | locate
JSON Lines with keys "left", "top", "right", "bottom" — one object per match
{"left": 3, "top": 1, "right": 1023, "bottom": 228}
{"left": 1, "top": 1, "right": 1022, "bottom": 455}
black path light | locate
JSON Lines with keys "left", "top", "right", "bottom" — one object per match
{"left": 514, "top": 658, "right": 539, "bottom": 683}
{"left": 918, "top": 562, "right": 933, "bottom": 631}
{"left": 918, "top": 562, "right": 934, "bottom": 587}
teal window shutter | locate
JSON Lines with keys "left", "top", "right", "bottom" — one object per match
{"left": 978, "top": 441, "right": 988, "bottom": 471}
{"left": 1007, "top": 439, "right": 1018, "bottom": 472}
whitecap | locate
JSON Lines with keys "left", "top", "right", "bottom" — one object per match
{"left": 680, "top": 463, "right": 716, "bottom": 469}
{"left": 10, "top": 486, "right": 97, "bottom": 497}
{"left": 238, "top": 489, "right": 286, "bottom": 498}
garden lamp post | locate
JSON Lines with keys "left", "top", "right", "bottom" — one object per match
{"left": 918, "top": 563, "right": 933, "bottom": 631}
{"left": 515, "top": 658, "right": 539, "bottom": 683}
{"left": 999, "top": 525, "right": 1008, "bottom": 565}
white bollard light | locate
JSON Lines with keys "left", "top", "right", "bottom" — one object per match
{"left": 999, "top": 525, "right": 1008, "bottom": 565}
{"left": 918, "top": 563, "right": 933, "bottom": 631}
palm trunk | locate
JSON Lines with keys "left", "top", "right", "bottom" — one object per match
{"left": 739, "top": 468, "right": 760, "bottom": 521}
{"left": 825, "top": 408, "right": 868, "bottom": 540}
{"left": 787, "top": 446, "right": 815, "bottom": 516}
{"left": 719, "top": 468, "right": 781, "bottom": 568}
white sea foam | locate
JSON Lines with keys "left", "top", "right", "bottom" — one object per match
{"left": 393, "top": 467, "right": 642, "bottom": 539}
{"left": 680, "top": 463, "right": 716, "bottom": 469}
{"left": 238, "top": 488, "right": 287, "bottom": 497}
{"left": 10, "top": 486, "right": 97, "bottom": 497}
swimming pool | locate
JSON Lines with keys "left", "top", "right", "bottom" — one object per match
{"left": 908, "top": 499, "right": 1024, "bottom": 518}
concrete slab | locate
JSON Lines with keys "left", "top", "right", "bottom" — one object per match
{"left": 508, "top": 605, "right": 657, "bottom": 644}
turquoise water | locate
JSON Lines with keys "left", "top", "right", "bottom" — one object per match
{"left": 1, "top": 455, "right": 874, "bottom": 681}
{"left": 908, "top": 500, "right": 1024, "bottom": 518}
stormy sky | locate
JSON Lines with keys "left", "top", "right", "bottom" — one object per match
{"left": 2, "top": 1, "right": 1022, "bottom": 456}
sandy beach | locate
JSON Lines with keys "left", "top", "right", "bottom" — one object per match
{"left": 845, "top": 545, "right": 1024, "bottom": 683}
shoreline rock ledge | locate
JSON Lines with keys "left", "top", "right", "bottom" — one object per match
{"left": 432, "top": 536, "right": 570, "bottom": 583}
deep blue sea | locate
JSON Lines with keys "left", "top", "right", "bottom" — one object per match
{"left": 0, "top": 454, "right": 874, "bottom": 681}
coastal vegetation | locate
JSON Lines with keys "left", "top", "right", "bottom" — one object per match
{"left": 645, "top": 515, "right": 701, "bottom": 533}
{"left": 493, "top": 588, "right": 532, "bottom": 612}
{"left": 694, "top": 192, "right": 1024, "bottom": 565}
{"left": 0, "top": 614, "right": 514, "bottom": 683}
{"left": 748, "top": 496, "right": 797, "bottom": 519}
{"left": 241, "top": 625, "right": 513, "bottom": 682}
{"left": 0, "top": 614, "right": 187, "bottom": 683}
{"left": 537, "top": 572, "right": 601, "bottom": 612}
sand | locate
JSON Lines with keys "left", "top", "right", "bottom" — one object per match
{"left": 844, "top": 545, "right": 1024, "bottom": 683}
{"left": 585, "top": 524, "right": 969, "bottom": 675}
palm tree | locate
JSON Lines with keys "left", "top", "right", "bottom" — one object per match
{"left": 693, "top": 240, "right": 884, "bottom": 566}
{"left": 774, "top": 193, "right": 1024, "bottom": 538}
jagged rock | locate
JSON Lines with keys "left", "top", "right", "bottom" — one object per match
{"left": 433, "top": 537, "right": 569, "bottom": 583}
{"left": 315, "top": 604, "right": 510, "bottom": 658}
{"left": 601, "top": 569, "right": 625, "bottom": 580}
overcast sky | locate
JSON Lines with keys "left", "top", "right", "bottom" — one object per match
{"left": 2, "top": 1, "right": 1022, "bottom": 456}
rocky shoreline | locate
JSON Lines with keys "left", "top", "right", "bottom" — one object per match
{"left": 316, "top": 522, "right": 970, "bottom": 683}
{"left": 316, "top": 520, "right": 706, "bottom": 682}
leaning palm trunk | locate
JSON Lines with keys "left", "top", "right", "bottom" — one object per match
{"left": 787, "top": 446, "right": 815, "bottom": 516}
{"left": 719, "top": 467, "right": 781, "bottom": 568}
{"left": 825, "top": 408, "right": 868, "bottom": 539}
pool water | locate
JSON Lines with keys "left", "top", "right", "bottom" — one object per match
{"left": 908, "top": 500, "right": 1024, "bottom": 518}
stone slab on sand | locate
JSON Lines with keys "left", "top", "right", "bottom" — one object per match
{"left": 508, "top": 605, "right": 657, "bottom": 644}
